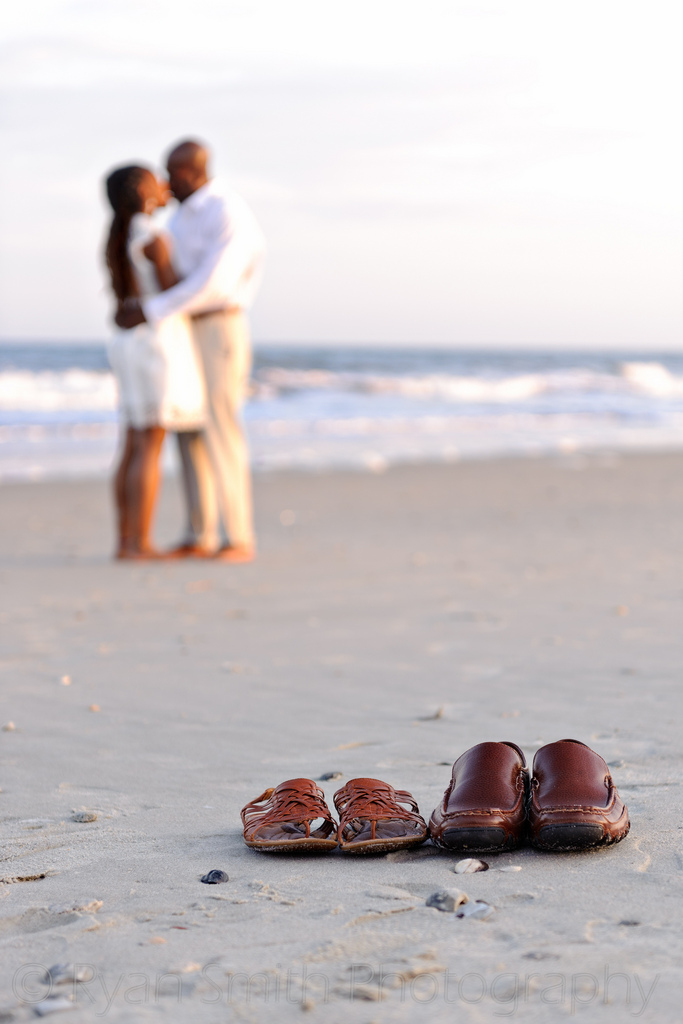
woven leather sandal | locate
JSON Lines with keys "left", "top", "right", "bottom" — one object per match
{"left": 241, "top": 778, "right": 338, "bottom": 852}
{"left": 333, "top": 778, "right": 428, "bottom": 854}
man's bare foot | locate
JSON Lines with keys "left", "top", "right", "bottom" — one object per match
{"left": 165, "top": 543, "right": 214, "bottom": 559}
{"left": 115, "top": 547, "right": 164, "bottom": 561}
{"left": 213, "top": 544, "right": 256, "bottom": 563}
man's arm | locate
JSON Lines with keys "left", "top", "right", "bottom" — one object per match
{"left": 143, "top": 195, "right": 264, "bottom": 324}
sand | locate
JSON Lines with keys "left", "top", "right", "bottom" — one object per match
{"left": 0, "top": 453, "right": 682, "bottom": 1021}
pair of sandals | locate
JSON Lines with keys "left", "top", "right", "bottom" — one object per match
{"left": 242, "top": 777, "right": 428, "bottom": 854}
{"left": 242, "top": 739, "right": 630, "bottom": 855}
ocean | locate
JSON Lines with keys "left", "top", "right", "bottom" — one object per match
{"left": 2, "top": 342, "right": 683, "bottom": 481}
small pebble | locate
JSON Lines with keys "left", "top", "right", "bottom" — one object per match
{"left": 200, "top": 869, "right": 229, "bottom": 885}
{"left": 456, "top": 900, "right": 494, "bottom": 920}
{"left": 88, "top": 704, "right": 100, "bottom": 713}
{"left": 454, "top": 858, "right": 489, "bottom": 874}
{"left": 60, "top": 675, "right": 71, "bottom": 686}
{"left": 426, "top": 888, "right": 468, "bottom": 913}
{"left": 499, "top": 865, "right": 522, "bottom": 872}
{"left": 319, "top": 771, "right": 343, "bottom": 781}
{"left": 2, "top": 722, "right": 15, "bottom": 732}
{"left": 72, "top": 811, "right": 97, "bottom": 823}
{"left": 148, "top": 937, "right": 166, "bottom": 945}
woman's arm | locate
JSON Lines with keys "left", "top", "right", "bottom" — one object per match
{"left": 142, "top": 235, "right": 179, "bottom": 292}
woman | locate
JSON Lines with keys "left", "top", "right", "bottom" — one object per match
{"left": 104, "top": 165, "right": 205, "bottom": 559}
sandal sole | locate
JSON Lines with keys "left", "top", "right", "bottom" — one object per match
{"left": 339, "top": 833, "right": 428, "bottom": 855}
{"left": 245, "top": 838, "right": 338, "bottom": 853}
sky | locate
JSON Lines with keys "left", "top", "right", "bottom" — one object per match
{"left": 0, "top": 0, "right": 681, "bottom": 347}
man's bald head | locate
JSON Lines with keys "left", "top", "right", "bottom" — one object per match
{"left": 166, "top": 139, "right": 210, "bottom": 202}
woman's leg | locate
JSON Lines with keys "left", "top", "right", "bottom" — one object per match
{"left": 127, "top": 426, "right": 166, "bottom": 554}
{"left": 113, "top": 427, "right": 136, "bottom": 557}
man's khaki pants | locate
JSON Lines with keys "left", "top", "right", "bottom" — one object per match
{"left": 177, "top": 309, "right": 254, "bottom": 551}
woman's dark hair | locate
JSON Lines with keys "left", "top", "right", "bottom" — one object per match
{"left": 104, "top": 165, "right": 150, "bottom": 303}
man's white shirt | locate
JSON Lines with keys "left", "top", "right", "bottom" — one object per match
{"left": 142, "top": 179, "right": 265, "bottom": 324}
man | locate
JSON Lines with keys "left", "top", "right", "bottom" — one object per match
{"left": 116, "top": 140, "right": 265, "bottom": 561}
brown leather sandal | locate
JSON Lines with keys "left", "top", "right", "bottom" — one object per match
{"left": 241, "top": 778, "right": 338, "bottom": 852}
{"left": 333, "top": 778, "right": 428, "bottom": 854}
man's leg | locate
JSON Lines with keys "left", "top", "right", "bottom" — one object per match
{"left": 175, "top": 430, "right": 220, "bottom": 551}
{"left": 193, "top": 310, "right": 255, "bottom": 553}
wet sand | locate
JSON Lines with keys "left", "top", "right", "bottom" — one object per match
{"left": 1, "top": 453, "right": 682, "bottom": 1021}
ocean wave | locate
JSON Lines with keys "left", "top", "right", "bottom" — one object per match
{"left": 620, "top": 362, "right": 683, "bottom": 396}
{"left": 253, "top": 362, "right": 683, "bottom": 403}
{"left": 0, "top": 370, "right": 117, "bottom": 412}
{"left": 2, "top": 361, "right": 683, "bottom": 415}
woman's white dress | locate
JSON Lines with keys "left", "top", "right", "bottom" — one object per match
{"left": 108, "top": 213, "right": 206, "bottom": 431}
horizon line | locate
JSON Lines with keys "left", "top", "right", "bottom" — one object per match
{"left": 2, "top": 337, "right": 683, "bottom": 354}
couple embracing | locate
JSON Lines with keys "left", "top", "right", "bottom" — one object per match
{"left": 104, "top": 140, "right": 264, "bottom": 561}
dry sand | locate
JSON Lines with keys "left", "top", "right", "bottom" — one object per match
{"left": 0, "top": 453, "right": 682, "bottom": 1021}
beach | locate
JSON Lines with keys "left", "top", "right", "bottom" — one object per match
{"left": 1, "top": 452, "right": 681, "bottom": 1021}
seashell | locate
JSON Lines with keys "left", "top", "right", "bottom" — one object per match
{"left": 319, "top": 772, "right": 343, "bottom": 781}
{"left": 417, "top": 706, "right": 445, "bottom": 721}
{"left": 499, "top": 865, "right": 522, "bottom": 872}
{"left": 60, "top": 675, "right": 71, "bottom": 686}
{"left": 43, "top": 963, "right": 92, "bottom": 984}
{"left": 453, "top": 858, "right": 489, "bottom": 874}
{"left": 34, "top": 995, "right": 74, "bottom": 1016}
{"left": 72, "top": 811, "right": 97, "bottom": 823}
{"left": 352, "top": 984, "right": 385, "bottom": 1002}
{"left": 49, "top": 900, "right": 102, "bottom": 915}
{"left": 456, "top": 899, "right": 494, "bottom": 920}
{"left": 88, "top": 704, "right": 100, "bottom": 712}
{"left": 2, "top": 722, "right": 16, "bottom": 731}
{"left": 426, "top": 888, "right": 468, "bottom": 913}
{"left": 173, "top": 961, "right": 202, "bottom": 974}
{"left": 200, "top": 869, "right": 229, "bottom": 885}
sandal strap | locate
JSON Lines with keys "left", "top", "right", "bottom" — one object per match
{"left": 333, "top": 778, "right": 425, "bottom": 830}
{"left": 242, "top": 779, "right": 336, "bottom": 841}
